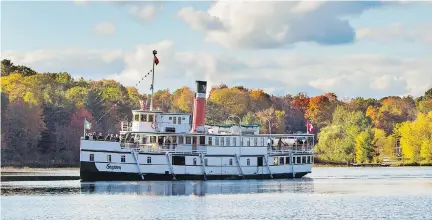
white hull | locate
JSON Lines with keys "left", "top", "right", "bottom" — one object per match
{"left": 80, "top": 139, "right": 314, "bottom": 181}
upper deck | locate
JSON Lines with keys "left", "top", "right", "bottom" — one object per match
{"left": 118, "top": 132, "right": 314, "bottom": 155}
{"left": 120, "top": 110, "right": 192, "bottom": 134}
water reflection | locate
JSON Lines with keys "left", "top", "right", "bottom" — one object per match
{"left": 80, "top": 178, "right": 315, "bottom": 196}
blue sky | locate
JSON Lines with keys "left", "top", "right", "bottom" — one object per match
{"left": 2, "top": 1, "right": 432, "bottom": 98}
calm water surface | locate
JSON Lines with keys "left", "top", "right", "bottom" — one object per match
{"left": 2, "top": 167, "right": 432, "bottom": 220}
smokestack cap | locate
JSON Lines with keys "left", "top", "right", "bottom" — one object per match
{"left": 196, "top": 81, "right": 207, "bottom": 94}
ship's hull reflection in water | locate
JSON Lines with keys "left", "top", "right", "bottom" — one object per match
{"left": 80, "top": 178, "right": 314, "bottom": 196}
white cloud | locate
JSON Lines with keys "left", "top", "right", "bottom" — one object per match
{"left": 2, "top": 49, "right": 124, "bottom": 79}
{"left": 3, "top": 41, "right": 431, "bottom": 98}
{"left": 128, "top": 4, "right": 159, "bottom": 22}
{"left": 356, "top": 22, "right": 432, "bottom": 44}
{"left": 93, "top": 22, "right": 116, "bottom": 36}
{"left": 177, "top": 1, "right": 397, "bottom": 49}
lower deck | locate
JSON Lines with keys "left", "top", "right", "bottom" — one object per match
{"left": 80, "top": 162, "right": 310, "bottom": 181}
{"left": 80, "top": 150, "right": 313, "bottom": 181}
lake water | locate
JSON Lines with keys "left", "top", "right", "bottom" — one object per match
{"left": 2, "top": 167, "right": 432, "bottom": 220}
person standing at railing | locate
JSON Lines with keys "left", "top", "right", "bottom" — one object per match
{"left": 278, "top": 138, "right": 283, "bottom": 150}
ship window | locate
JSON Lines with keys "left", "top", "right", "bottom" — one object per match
{"left": 273, "top": 157, "right": 278, "bottom": 165}
{"left": 178, "top": 117, "right": 181, "bottom": 124}
{"left": 134, "top": 114, "right": 139, "bottom": 121}
{"left": 173, "top": 117, "right": 177, "bottom": 124}
{"left": 215, "top": 137, "right": 219, "bottom": 146}
{"left": 140, "top": 114, "right": 147, "bottom": 122}
{"left": 147, "top": 157, "right": 152, "bottom": 164}
{"left": 232, "top": 137, "right": 236, "bottom": 146}
{"left": 302, "top": 156, "right": 306, "bottom": 164}
{"left": 280, "top": 157, "right": 285, "bottom": 165}
{"left": 200, "top": 136, "right": 205, "bottom": 145}
{"left": 208, "top": 137, "right": 212, "bottom": 146}
{"left": 254, "top": 138, "right": 258, "bottom": 146}
{"left": 307, "top": 156, "right": 311, "bottom": 164}
{"left": 149, "top": 136, "right": 156, "bottom": 143}
{"left": 107, "top": 155, "right": 111, "bottom": 162}
{"left": 247, "top": 138, "right": 251, "bottom": 146}
{"left": 169, "top": 117, "right": 172, "bottom": 120}
{"left": 247, "top": 158, "right": 251, "bottom": 166}
{"left": 286, "top": 157, "right": 290, "bottom": 164}
{"left": 186, "top": 136, "right": 191, "bottom": 144}
{"left": 169, "top": 136, "right": 176, "bottom": 145}
{"left": 182, "top": 117, "right": 185, "bottom": 120}
{"left": 229, "top": 158, "right": 233, "bottom": 166}
{"left": 220, "top": 137, "right": 224, "bottom": 146}
{"left": 193, "top": 158, "right": 197, "bottom": 165}
{"left": 296, "top": 157, "right": 301, "bottom": 164}
{"left": 89, "top": 154, "right": 94, "bottom": 161}
{"left": 148, "top": 114, "right": 154, "bottom": 122}
{"left": 178, "top": 136, "right": 184, "bottom": 144}
{"left": 226, "top": 137, "right": 230, "bottom": 146}
{"left": 204, "top": 158, "right": 208, "bottom": 166}
{"left": 121, "top": 155, "right": 126, "bottom": 163}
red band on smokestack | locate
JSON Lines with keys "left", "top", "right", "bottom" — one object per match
{"left": 192, "top": 81, "right": 207, "bottom": 132}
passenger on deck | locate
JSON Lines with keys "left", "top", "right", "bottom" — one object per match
{"left": 278, "top": 138, "right": 283, "bottom": 149}
{"left": 92, "top": 132, "right": 97, "bottom": 140}
{"left": 115, "top": 134, "right": 120, "bottom": 142}
{"left": 105, "top": 134, "right": 111, "bottom": 141}
{"left": 129, "top": 137, "right": 135, "bottom": 143}
{"left": 98, "top": 133, "right": 104, "bottom": 140}
{"left": 84, "top": 133, "right": 89, "bottom": 140}
{"left": 110, "top": 134, "right": 115, "bottom": 141}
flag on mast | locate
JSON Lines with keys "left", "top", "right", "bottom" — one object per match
{"left": 84, "top": 119, "right": 92, "bottom": 130}
{"left": 154, "top": 55, "right": 159, "bottom": 65}
{"left": 306, "top": 120, "right": 315, "bottom": 133}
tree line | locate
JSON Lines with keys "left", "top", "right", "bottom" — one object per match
{"left": 1, "top": 59, "right": 431, "bottom": 167}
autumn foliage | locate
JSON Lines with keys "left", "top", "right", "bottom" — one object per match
{"left": 1, "top": 59, "right": 431, "bottom": 167}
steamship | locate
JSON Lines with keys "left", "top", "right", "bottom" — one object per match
{"left": 80, "top": 52, "right": 315, "bottom": 181}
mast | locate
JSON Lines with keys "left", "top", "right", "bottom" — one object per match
{"left": 150, "top": 50, "right": 157, "bottom": 111}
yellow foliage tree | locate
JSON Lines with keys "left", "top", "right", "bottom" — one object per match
{"left": 249, "top": 89, "right": 271, "bottom": 111}
{"left": 208, "top": 87, "right": 250, "bottom": 117}
{"left": 171, "top": 86, "right": 194, "bottom": 113}
{"left": 66, "top": 87, "right": 90, "bottom": 109}
{"left": 396, "top": 112, "right": 432, "bottom": 164}
{"left": 355, "top": 130, "right": 372, "bottom": 163}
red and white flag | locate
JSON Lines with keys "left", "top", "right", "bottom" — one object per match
{"left": 154, "top": 56, "right": 159, "bottom": 65}
{"left": 306, "top": 121, "right": 315, "bottom": 133}
{"left": 139, "top": 100, "right": 145, "bottom": 110}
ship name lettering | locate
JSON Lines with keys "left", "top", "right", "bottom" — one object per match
{"left": 106, "top": 164, "right": 121, "bottom": 170}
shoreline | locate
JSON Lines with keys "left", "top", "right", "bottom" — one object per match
{"left": 1, "top": 167, "right": 80, "bottom": 172}
{"left": 2, "top": 164, "right": 431, "bottom": 171}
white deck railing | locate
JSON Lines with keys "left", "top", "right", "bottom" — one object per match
{"left": 121, "top": 143, "right": 313, "bottom": 155}
{"left": 122, "top": 143, "right": 207, "bottom": 154}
